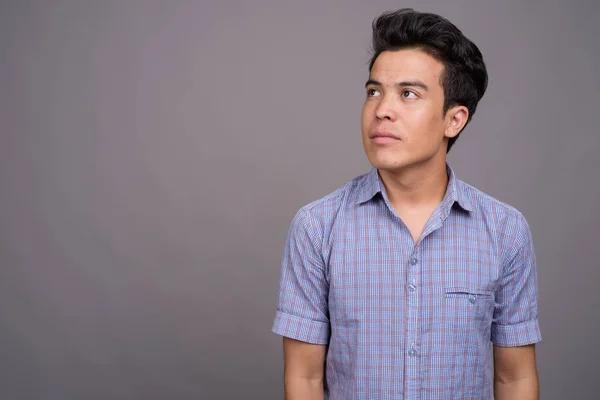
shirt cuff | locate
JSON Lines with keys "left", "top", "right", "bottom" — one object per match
{"left": 491, "top": 318, "right": 542, "bottom": 347}
{"left": 271, "top": 310, "right": 330, "bottom": 345}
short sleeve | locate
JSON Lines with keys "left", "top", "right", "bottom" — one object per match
{"left": 491, "top": 214, "right": 542, "bottom": 347}
{"left": 271, "top": 208, "right": 330, "bottom": 345}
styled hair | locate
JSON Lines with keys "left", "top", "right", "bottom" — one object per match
{"left": 369, "top": 9, "right": 488, "bottom": 153}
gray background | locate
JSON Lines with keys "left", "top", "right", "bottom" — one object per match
{"left": 1, "top": 0, "right": 598, "bottom": 399}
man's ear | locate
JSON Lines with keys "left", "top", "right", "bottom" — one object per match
{"left": 444, "top": 105, "right": 469, "bottom": 139}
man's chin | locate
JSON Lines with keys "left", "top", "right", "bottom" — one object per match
{"left": 366, "top": 150, "right": 441, "bottom": 173}
{"left": 365, "top": 147, "right": 408, "bottom": 168}
{"left": 367, "top": 155, "right": 409, "bottom": 172}
{"left": 374, "top": 164, "right": 406, "bottom": 173}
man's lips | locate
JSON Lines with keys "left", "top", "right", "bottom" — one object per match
{"left": 370, "top": 131, "right": 400, "bottom": 144}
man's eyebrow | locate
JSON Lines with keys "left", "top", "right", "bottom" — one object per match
{"left": 365, "top": 79, "right": 382, "bottom": 88}
{"left": 365, "top": 79, "right": 429, "bottom": 91}
{"left": 399, "top": 80, "right": 429, "bottom": 91}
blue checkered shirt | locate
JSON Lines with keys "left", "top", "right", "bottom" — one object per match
{"left": 272, "top": 163, "right": 541, "bottom": 399}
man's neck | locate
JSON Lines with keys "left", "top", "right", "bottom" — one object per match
{"left": 378, "top": 160, "right": 449, "bottom": 212}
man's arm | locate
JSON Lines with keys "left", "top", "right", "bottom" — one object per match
{"left": 493, "top": 344, "right": 539, "bottom": 400}
{"left": 283, "top": 337, "right": 327, "bottom": 400}
{"left": 271, "top": 209, "right": 330, "bottom": 398}
{"left": 491, "top": 214, "right": 542, "bottom": 398}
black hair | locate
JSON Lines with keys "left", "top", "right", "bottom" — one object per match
{"left": 369, "top": 9, "right": 488, "bottom": 153}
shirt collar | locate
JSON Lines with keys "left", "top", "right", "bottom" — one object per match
{"left": 355, "top": 162, "right": 475, "bottom": 213}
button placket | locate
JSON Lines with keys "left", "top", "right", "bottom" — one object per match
{"left": 404, "top": 240, "right": 423, "bottom": 397}
{"left": 406, "top": 251, "right": 420, "bottom": 386}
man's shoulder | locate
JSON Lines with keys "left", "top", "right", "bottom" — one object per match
{"left": 460, "top": 179, "right": 524, "bottom": 219}
{"left": 292, "top": 171, "right": 370, "bottom": 229}
{"left": 458, "top": 179, "right": 531, "bottom": 249}
{"left": 305, "top": 173, "right": 367, "bottom": 209}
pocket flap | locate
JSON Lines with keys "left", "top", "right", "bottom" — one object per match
{"left": 444, "top": 286, "right": 493, "bottom": 297}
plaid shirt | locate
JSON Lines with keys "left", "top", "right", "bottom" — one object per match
{"left": 272, "top": 163, "right": 541, "bottom": 399}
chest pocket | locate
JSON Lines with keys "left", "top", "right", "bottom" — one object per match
{"left": 443, "top": 286, "right": 495, "bottom": 332}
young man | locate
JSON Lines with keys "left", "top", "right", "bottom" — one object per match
{"left": 272, "top": 9, "right": 541, "bottom": 400}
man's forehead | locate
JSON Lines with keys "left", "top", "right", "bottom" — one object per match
{"left": 370, "top": 49, "right": 444, "bottom": 83}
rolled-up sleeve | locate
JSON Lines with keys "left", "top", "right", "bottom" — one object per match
{"left": 271, "top": 208, "right": 330, "bottom": 345}
{"left": 491, "top": 214, "right": 542, "bottom": 347}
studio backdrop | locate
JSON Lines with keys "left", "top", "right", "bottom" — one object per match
{"left": 1, "top": 1, "right": 599, "bottom": 399}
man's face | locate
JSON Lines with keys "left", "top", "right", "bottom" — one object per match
{"left": 361, "top": 48, "right": 459, "bottom": 172}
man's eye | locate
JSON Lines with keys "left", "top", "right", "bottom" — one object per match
{"left": 367, "top": 88, "right": 380, "bottom": 97}
{"left": 402, "top": 90, "right": 417, "bottom": 99}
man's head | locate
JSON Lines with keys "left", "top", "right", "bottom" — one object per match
{"left": 361, "top": 9, "right": 488, "bottom": 172}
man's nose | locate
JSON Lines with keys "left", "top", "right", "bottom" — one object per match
{"left": 375, "top": 95, "right": 398, "bottom": 121}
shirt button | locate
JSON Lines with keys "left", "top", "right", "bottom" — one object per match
{"left": 469, "top": 294, "right": 477, "bottom": 304}
{"left": 409, "top": 348, "right": 417, "bottom": 357}
{"left": 408, "top": 284, "right": 417, "bottom": 292}
{"left": 409, "top": 257, "right": 418, "bottom": 266}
